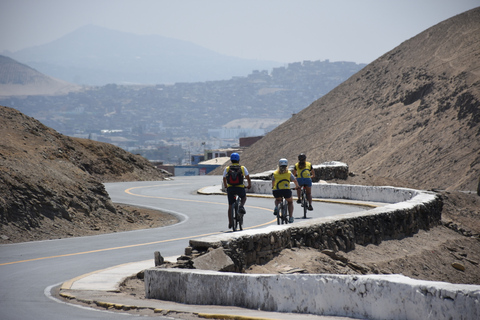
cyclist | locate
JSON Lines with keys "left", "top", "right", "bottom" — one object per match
{"left": 272, "top": 158, "right": 300, "bottom": 223}
{"left": 293, "top": 153, "right": 314, "bottom": 211}
{"left": 223, "top": 153, "right": 251, "bottom": 229}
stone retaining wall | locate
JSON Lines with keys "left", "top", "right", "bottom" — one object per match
{"left": 188, "top": 187, "right": 441, "bottom": 272}
{"left": 313, "top": 161, "right": 349, "bottom": 181}
{"left": 248, "top": 161, "right": 349, "bottom": 182}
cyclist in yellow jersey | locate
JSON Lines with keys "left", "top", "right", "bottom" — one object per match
{"left": 293, "top": 153, "right": 315, "bottom": 211}
{"left": 271, "top": 158, "right": 300, "bottom": 223}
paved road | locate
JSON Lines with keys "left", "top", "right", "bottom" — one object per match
{"left": 0, "top": 176, "right": 366, "bottom": 320}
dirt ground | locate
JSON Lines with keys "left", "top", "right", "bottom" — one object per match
{"left": 255, "top": 191, "right": 480, "bottom": 285}
{"left": 0, "top": 203, "right": 178, "bottom": 244}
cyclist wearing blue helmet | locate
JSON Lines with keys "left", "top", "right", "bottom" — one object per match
{"left": 223, "top": 152, "right": 251, "bottom": 229}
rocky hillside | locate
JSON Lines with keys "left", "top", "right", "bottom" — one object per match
{"left": 236, "top": 7, "right": 480, "bottom": 191}
{"left": 0, "top": 55, "right": 80, "bottom": 96}
{"left": 0, "top": 106, "right": 165, "bottom": 239}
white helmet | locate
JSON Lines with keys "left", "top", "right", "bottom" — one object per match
{"left": 279, "top": 158, "right": 288, "bottom": 167}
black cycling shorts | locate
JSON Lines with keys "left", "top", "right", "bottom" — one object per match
{"left": 227, "top": 187, "right": 246, "bottom": 205}
{"left": 273, "top": 189, "right": 292, "bottom": 199}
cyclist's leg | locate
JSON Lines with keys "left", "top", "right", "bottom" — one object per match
{"left": 272, "top": 190, "right": 282, "bottom": 215}
{"left": 282, "top": 189, "right": 294, "bottom": 218}
{"left": 305, "top": 179, "right": 314, "bottom": 210}
{"left": 227, "top": 205, "right": 233, "bottom": 227}
{"left": 296, "top": 178, "right": 305, "bottom": 203}
{"left": 237, "top": 187, "right": 247, "bottom": 214}
{"left": 286, "top": 197, "right": 295, "bottom": 223}
{"left": 306, "top": 186, "right": 313, "bottom": 209}
{"left": 274, "top": 197, "right": 282, "bottom": 215}
{"left": 226, "top": 188, "right": 236, "bottom": 228}
{"left": 286, "top": 197, "right": 294, "bottom": 217}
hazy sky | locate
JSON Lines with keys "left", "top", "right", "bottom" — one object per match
{"left": 1, "top": 0, "right": 478, "bottom": 64}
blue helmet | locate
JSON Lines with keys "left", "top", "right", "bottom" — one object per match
{"left": 230, "top": 152, "right": 240, "bottom": 161}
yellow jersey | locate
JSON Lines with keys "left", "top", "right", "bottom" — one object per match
{"left": 295, "top": 162, "right": 312, "bottom": 178}
{"left": 272, "top": 170, "right": 294, "bottom": 190}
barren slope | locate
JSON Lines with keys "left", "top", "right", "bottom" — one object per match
{"left": 237, "top": 7, "right": 480, "bottom": 191}
{"left": 0, "top": 106, "right": 165, "bottom": 242}
{"left": 0, "top": 55, "right": 80, "bottom": 96}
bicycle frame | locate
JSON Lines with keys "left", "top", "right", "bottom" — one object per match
{"left": 276, "top": 197, "right": 289, "bottom": 225}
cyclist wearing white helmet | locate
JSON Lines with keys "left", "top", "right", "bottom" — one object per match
{"left": 271, "top": 158, "right": 300, "bottom": 223}
{"left": 223, "top": 152, "right": 251, "bottom": 229}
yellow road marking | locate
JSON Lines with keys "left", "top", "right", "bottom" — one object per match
{"left": 1, "top": 184, "right": 276, "bottom": 266}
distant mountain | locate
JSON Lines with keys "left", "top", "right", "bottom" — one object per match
{"left": 237, "top": 7, "right": 480, "bottom": 191}
{"left": 5, "top": 25, "right": 283, "bottom": 86}
{"left": 0, "top": 55, "right": 80, "bottom": 96}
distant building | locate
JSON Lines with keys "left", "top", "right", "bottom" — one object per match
{"left": 174, "top": 164, "right": 220, "bottom": 176}
{"left": 207, "top": 128, "right": 265, "bottom": 139}
{"left": 240, "top": 136, "right": 263, "bottom": 147}
{"left": 191, "top": 154, "right": 205, "bottom": 165}
{"left": 204, "top": 148, "right": 241, "bottom": 160}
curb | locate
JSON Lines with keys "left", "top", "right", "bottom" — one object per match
{"left": 58, "top": 289, "right": 280, "bottom": 320}
{"left": 197, "top": 185, "right": 381, "bottom": 208}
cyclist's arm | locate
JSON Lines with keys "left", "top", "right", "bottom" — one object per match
{"left": 222, "top": 168, "right": 228, "bottom": 189}
{"left": 245, "top": 175, "right": 252, "bottom": 189}
{"left": 291, "top": 173, "right": 300, "bottom": 189}
{"left": 243, "top": 166, "right": 252, "bottom": 189}
{"left": 310, "top": 164, "right": 315, "bottom": 178}
{"left": 223, "top": 176, "right": 228, "bottom": 189}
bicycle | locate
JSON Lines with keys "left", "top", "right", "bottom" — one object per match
{"left": 299, "top": 185, "right": 308, "bottom": 219}
{"left": 275, "top": 196, "right": 289, "bottom": 225}
{"left": 275, "top": 188, "right": 298, "bottom": 225}
{"left": 231, "top": 194, "right": 244, "bottom": 231}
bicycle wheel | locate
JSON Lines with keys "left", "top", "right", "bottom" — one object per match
{"left": 282, "top": 199, "right": 288, "bottom": 224}
{"left": 302, "top": 188, "right": 308, "bottom": 219}
{"left": 276, "top": 204, "right": 281, "bottom": 225}
{"left": 236, "top": 197, "right": 243, "bottom": 231}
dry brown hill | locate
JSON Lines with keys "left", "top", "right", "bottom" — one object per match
{"left": 234, "top": 7, "right": 480, "bottom": 192}
{"left": 0, "top": 106, "right": 165, "bottom": 242}
{"left": 0, "top": 55, "right": 80, "bottom": 97}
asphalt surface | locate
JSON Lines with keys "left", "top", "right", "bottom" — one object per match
{"left": 1, "top": 176, "right": 372, "bottom": 320}
{"left": 55, "top": 181, "right": 372, "bottom": 320}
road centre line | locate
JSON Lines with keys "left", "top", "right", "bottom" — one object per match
{"left": 1, "top": 185, "right": 275, "bottom": 266}
{"left": 125, "top": 184, "right": 275, "bottom": 216}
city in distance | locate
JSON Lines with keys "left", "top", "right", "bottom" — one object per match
{"left": 1, "top": 25, "right": 365, "bottom": 164}
{"left": 2, "top": 59, "right": 365, "bottom": 164}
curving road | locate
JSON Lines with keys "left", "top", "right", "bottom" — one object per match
{"left": 0, "top": 176, "right": 365, "bottom": 320}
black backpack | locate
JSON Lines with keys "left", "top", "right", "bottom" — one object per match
{"left": 226, "top": 165, "right": 244, "bottom": 186}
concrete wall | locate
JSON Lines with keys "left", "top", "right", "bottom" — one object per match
{"left": 251, "top": 180, "right": 418, "bottom": 204}
{"left": 145, "top": 269, "right": 480, "bottom": 320}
